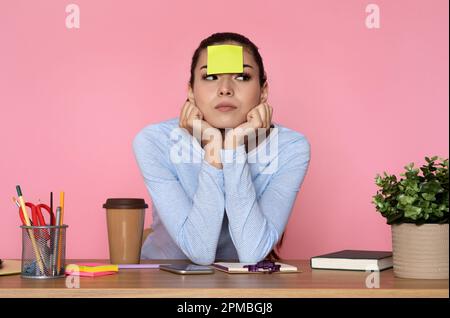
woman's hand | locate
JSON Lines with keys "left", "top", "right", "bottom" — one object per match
{"left": 179, "top": 99, "right": 223, "bottom": 169}
{"left": 224, "top": 102, "right": 273, "bottom": 150}
{"left": 179, "top": 99, "right": 222, "bottom": 148}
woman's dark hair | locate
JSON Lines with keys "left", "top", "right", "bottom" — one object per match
{"left": 189, "top": 32, "right": 267, "bottom": 87}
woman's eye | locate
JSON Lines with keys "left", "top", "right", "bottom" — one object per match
{"left": 202, "top": 74, "right": 217, "bottom": 81}
{"left": 236, "top": 73, "right": 251, "bottom": 81}
{"left": 201, "top": 74, "right": 251, "bottom": 81}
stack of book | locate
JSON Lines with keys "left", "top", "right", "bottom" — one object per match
{"left": 65, "top": 263, "right": 119, "bottom": 277}
{"left": 310, "top": 250, "right": 393, "bottom": 271}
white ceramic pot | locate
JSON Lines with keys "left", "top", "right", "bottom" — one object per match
{"left": 392, "top": 223, "right": 449, "bottom": 279}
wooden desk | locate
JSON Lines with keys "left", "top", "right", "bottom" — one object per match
{"left": 0, "top": 260, "right": 448, "bottom": 298}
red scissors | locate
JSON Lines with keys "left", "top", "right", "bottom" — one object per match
{"left": 19, "top": 202, "right": 55, "bottom": 239}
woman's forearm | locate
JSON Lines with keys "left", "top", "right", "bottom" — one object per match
{"left": 221, "top": 138, "right": 310, "bottom": 262}
{"left": 203, "top": 132, "right": 223, "bottom": 170}
{"left": 178, "top": 163, "right": 225, "bottom": 264}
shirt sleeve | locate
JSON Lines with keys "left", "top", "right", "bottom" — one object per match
{"left": 220, "top": 136, "right": 311, "bottom": 262}
{"left": 133, "top": 128, "right": 225, "bottom": 265}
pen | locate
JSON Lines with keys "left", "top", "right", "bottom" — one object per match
{"left": 118, "top": 264, "right": 170, "bottom": 269}
{"left": 57, "top": 191, "right": 65, "bottom": 272}
{"left": 49, "top": 192, "right": 54, "bottom": 255}
{"left": 52, "top": 207, "right": 61, "bottom": 276}
{"left": 50, "top": 192, "right": 54, "bottom": 224}
{"left": 16, "top": 185, "right": 45, "bottom": 274}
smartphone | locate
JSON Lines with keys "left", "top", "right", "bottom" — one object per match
{"left": 159, "top": 264, "right": 214, "bottom": 275}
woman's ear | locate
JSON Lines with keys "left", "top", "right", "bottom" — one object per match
{"left": 187, "top": 85, "right": 195, "bottom": 103}
{"left": 260, "top": 81, "right": 268, "bottom": 103}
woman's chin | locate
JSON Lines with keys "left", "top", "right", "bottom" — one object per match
{"left": 206, "top": 118, "right": 243, "bottom": 130}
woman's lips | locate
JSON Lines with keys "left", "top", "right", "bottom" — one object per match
{"left": 215, "top": 102, "right": 237, "bottom": 112}
{"left": 215, "top": 106, "right": 237, "bottom": 112}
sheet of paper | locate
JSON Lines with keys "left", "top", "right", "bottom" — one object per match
{"left": 0, "top": 260, "right": 22, "bottom": 276}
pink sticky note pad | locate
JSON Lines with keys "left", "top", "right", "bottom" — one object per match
{"left": 65, "top": 270, "right": 117, "bottom": 277}
{"left": 74, "top": 262, "right": 111, "bottom": 266}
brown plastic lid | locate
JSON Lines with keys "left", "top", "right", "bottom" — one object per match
{"left": 102, "top": 198, "right": 148, "bottom": 209}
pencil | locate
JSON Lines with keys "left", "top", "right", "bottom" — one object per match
{"left": 57, "top": 191, "right": 65, "bottom": 273}
{"left": 60, "top": 191, "right": 64, "bottom": 224}
{"left": 53, "top": 207, "right": 62, "bottom": 276}
{"left": 16, "top": 185, "right": 45, "bottom": 273}
{"left": 12, "top": 197, "right": 20, "bottom": 207}
{"left": 12, "top": 197, "right": 34, "bottom": 226}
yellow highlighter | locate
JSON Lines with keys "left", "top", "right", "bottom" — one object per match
{"left": 207, "top": 44, "right": 243, "bottom": 75}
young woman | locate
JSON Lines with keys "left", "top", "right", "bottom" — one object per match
{"left": 133, "top": 32, "right": 310, "bottom": 265}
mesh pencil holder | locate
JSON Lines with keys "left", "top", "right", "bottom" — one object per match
{"left": 20, "top": 225, "right": 68, "bottom": 279}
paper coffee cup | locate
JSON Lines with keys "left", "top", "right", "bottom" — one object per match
{"left": 102, "top": 198, "right": 148, "bottom": 264}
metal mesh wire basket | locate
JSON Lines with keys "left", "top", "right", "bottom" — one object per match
{"left": 20, "top": 225, "right": 68, "bottom": 279}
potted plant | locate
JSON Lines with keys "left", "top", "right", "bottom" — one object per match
{"left": 373, "top": 156, "right": 449, "bottom": 279}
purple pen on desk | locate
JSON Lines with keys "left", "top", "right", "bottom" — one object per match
{"left": 118, "top": 264, "right": 169, "bottom": 269}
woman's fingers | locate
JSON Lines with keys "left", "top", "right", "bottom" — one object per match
{"left": 185, "top": 104, "right": 194, "bottom": 123}
{"left": 180, "top": 100, "right": 190, "bottom": 128}
{"left": 189, "top": 107, "right": 202, "bottom": 131}
{"left": 191, "top": 109, "right": 203, "bottom": 137}
{"left": 268, "top": 104, "right": 273, "bottom": 125}
{"left": 191, "top": 106, "right": 202, "bottom": 120}
{"left": 185, "top": 105, "right": 195, "bottom": 133}
{"left": 265, "top": 103, "right": 272, "bottom": 128}
{"left": 261, "top": 103, "right": 272, "bottom": 128}
{"left": 252, "top": 107, "right": 264, "bottom": 129}
{"left": 262, "top": 103, "right": 269, "bottom": 128}
{"left": 257, "top": 103, "right": 268, "bottom": 128}
{"left": 184, "top": 101, "right": 206, "bottom": 135}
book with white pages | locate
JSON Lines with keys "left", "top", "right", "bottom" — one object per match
{"left": 310, "top": 250, "right": 393, "bottom": 271}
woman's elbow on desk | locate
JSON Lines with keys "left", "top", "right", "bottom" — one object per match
{"left": 236, "top": 249, "right": 269, "bottom": 264}
{"left": 189, "top": 254, "right": 216, "bottom": 266}
{"left": 235, "top": 237, "right": 278, "bottom": 263}
{"left": 238, "top": 255, "right": 265, "bottom": 264}
{"left": 234, "top": 230, "right": 280, "bottom": 263}
{"left": 181, "top": 242, "right": 217, "bottom": 265}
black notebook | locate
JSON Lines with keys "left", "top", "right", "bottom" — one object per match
{"left": 310, "top": 250, "right": 393, "bottom": 271}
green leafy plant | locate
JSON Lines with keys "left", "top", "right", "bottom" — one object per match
{"left": 373, "top": 156, "right": 449, "bottom": 225}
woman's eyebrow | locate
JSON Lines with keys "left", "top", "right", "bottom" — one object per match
{"left": 200, "top": 64, "right": 254, "bottom": 70}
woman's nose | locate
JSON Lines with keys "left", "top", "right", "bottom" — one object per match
{"left": 218, "top": 79, "right": 234, "bottom": 97}
{"left": 219, "top": 89, "right": 233, "bottom": 97}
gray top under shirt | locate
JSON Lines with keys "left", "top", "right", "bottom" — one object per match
{"left": 133, "top": 117, "right": 310, "bottom": 265}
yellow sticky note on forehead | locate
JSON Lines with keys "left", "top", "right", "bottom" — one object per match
{"left": 207, "top": 45, "right": 243, "bottom": 75}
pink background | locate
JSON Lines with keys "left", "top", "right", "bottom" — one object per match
{"left": 0, "top": 0, "right": 448, "bottom": 260}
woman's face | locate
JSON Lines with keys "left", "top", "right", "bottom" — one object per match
{"left": 188, "top": 43, "right": 268, "bottom": 129}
